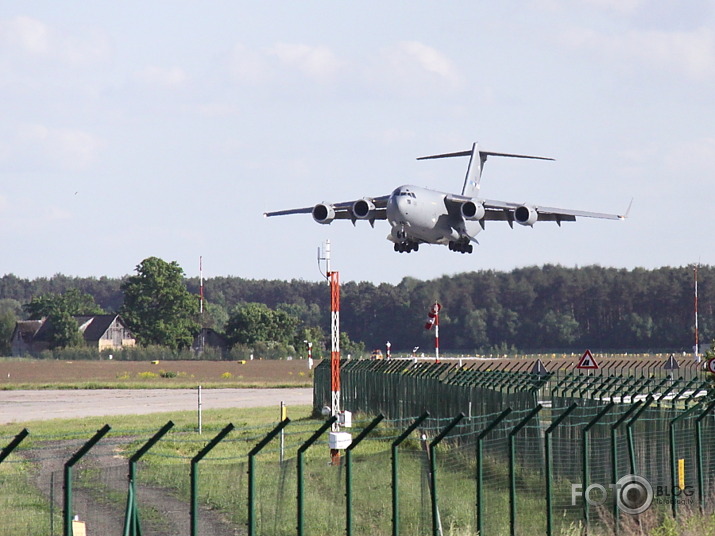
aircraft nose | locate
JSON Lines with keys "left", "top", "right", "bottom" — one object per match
{"left": 394, "top": 195, "right": 409, "bottom": 214}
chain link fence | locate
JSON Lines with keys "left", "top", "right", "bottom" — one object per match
{"left": 1, "top": 359, "right": 714, "bottom": 535}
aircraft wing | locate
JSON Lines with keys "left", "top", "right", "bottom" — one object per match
{"left": 264, "top": 207, "right": 314, "bottom": 217}
{"left": 264, "top": 195, "right": 390, "bottom": 221}
{"left": 481, "top": 199, "right": 631, "bottom": 223}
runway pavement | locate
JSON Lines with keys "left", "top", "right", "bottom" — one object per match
{"left": 0, "top": 388, "right": 313, "bottom": 425}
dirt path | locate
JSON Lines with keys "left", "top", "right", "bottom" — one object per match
{"left": 25, "top": 438, "right": 242, "bottom": 536}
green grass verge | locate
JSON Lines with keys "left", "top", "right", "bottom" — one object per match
{"left": 3, "top": 408, "right": 715, "bottom": 536}
{"left": 0, "top": 381, "right": 311, "bottom": 390}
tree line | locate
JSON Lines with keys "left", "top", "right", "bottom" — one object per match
{"left": 0, "top": 261, "right": 710, "bottom": 356}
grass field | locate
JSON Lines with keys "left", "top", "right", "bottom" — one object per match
{"left": 0, "top": 353, "right": 699, "bottom": 390}
{"left": 3, "top": 393, "right": 715, "bottom": 534}
{"left": 0, "top": 358, "right": 314, "bottom": 389}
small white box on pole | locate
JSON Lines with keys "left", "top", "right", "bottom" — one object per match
{"left": 339, "top": 410, "right": 352, "bottom": 428}
{"left": 329, "top": 431, "right": 352, "bottom": 450}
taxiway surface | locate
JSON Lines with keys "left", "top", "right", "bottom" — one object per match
{"left": 0, "top": 388, "right": 313, "bottom": 424}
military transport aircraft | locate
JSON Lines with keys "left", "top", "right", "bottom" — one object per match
{"left": 264, "top": 142, "right": 630, "bottom": 254}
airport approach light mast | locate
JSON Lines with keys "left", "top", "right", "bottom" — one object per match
{"left": 425, "top": 303, "right": 442, "bottom": 363}
{"left": 319, "top": 241, "right": 351, "bottom": 464}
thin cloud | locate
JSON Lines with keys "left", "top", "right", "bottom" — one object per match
{"left": 135, "top": 65, "right": 188, "bottom": 88}
{"left": 397, "top": 41, "right": 461, "bottom": 83}
{"left": 0, "top": 15, "right": 50, "bottom": 55}
{"left": 579, "top": 0, "right": 644, "bottom": 15}
{"left": 17, "top": 124, "right": 102, "bottom": 170}
{"left": 378, "top": 41, "right": 464, "bottom": 94}
{"left": 228, "top": 43, "right": 271, "bottom": 84}
{"left": 0, "top": 15, "right": 108, "bottom": 66}
{"left": 268, "top": 42, "right": 343, "bottom": 80}
{"left": 664, "top": 137, "right": 715, "bottom": 180}
{"left": 562, "top": 26, "right": 715, "bottom": 80}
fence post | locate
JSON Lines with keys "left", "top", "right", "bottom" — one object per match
{"left": 191, "top": 423, "right": 235, "bottom": 536}
{"left": 626, "top": 396, "right": 654, "bottom": 475}
{"left": 695, "top": 399, "right": 715, "bottom": 514}
{"left": 392, "top": 412, "right": 430, "bottom": 536}
{"left": 669, "top": 405, "right": 700, "bottom": 518}
{"left": 685, "top": 380, "right": 710, "bottom": 408}
{"left": 545, "top": 404, "right": 578, "bottom": 536}
{"left": 297, "top": 416, "right": 337, "bottom": 536}
{"left": 64, "top": 424, "right": 111, "bottom": 536}
{"left": 346, "top": 414, "right": 384, "bottom": 536}
{"left": 509, "top": 405, "right": 542, "bottom": 536}
{"left": 658, "top": 377, "right": 682, "bottom": 408}
{"left": 124, "top": 420, "right": 174, "bottom": 536}
{"left": 647, "top": 376, "right": 670, "bottom": 397}
{"left": 476, "top": 408, "right": 512, "bottom": 536}
{"left": 630, "top": 376, "right": 656, "bottom": 402}
{"left": 610, "top": 400, "right": 642, "bottom": 533}
{"left": 429, "top": 413, "right": 465, "bottom": 536}
{"left": 671, "top": 377, "right": 699, "bottom": 408}
{"left": 248, "top": 418, "right": 291, "bottom": 536}
{"left": 0, "top": 428, "right": 29, "bottom": 464}
{"left": 582, "top": 402, "right": 614, "bottom": 531}
{"left": 591, "top": 376, "right": 615, "bottom": 400}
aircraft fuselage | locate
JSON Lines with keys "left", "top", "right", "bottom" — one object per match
{"left": 386, "top": 185, "right": 481, "bottom": 250}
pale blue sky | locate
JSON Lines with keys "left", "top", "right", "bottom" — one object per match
{"left": 0, "top": 2, "right": 713, "bottom": 283}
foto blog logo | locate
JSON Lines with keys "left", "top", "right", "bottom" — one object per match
{"left": 571, "top": 474, "right": 653, "bottom": 515}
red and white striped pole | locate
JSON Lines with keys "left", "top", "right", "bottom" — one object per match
{"left": 329, "top": 270, "right": 341, "bottom": 427}
{"left": 434, "top": 308, "right": 440, "bottom": 363}
{"left": 424, "top": 302, "right": 442, "bottom": 363}
{"left": 695, "top": 264, "right": 700, "bottom": 362}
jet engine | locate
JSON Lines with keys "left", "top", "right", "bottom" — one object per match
{"left": 460, "top": 200, "right": 486, "bottom": 221}
{"left": 514, "top": 205, "right": 538, "bottom": 226}
{"left": 352, "top": 199, "right": 375, "bottom": 219}
{"left": 312, "top": 203, "right": 336, "bottom": 224}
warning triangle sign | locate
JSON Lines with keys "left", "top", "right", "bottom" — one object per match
{"left": 531, "top": 359, "right": 549, "bottom": 376}
{"left": 663, "top": 354, "right": 680, "bottom": 370}
{"left": 576, "top": 349, "right": 599, "bottom": 370}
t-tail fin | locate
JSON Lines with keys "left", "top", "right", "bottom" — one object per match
{"left": 462, "top": 142, "right": 482, "bottom": 196}
{"left": 417, "top": 142, "right": 554, "bottom": 197}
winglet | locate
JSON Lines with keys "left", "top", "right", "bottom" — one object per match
{"left": 619, "top": 198, "right": 634, "bottom": 220}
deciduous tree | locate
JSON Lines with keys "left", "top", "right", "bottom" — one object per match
{"left": 120, "top": 257, "right": 199, "bottom": 349}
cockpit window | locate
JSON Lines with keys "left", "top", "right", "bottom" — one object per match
{"left": 392, "top": 188, "right": 417, "bottom": 198}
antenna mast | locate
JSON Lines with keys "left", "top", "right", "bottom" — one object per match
{"left": 197, "top": 256, "right": 205, "bottom": 355}
{"left": 695, "top": 264, "right": 700, "bottom": 362}
{"left": 199, "top": 256, "right": 204, "bottom": 315}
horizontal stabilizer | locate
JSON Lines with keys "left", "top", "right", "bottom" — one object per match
{"left": 418, "top": 149, "right": 554, "bottom": 162}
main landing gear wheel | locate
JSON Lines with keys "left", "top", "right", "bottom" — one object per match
{"left": 394, "top": 241, "right": 419, "bottom": 253}
{"left": 448, "top": 240, "right": 473, "bottom": 254}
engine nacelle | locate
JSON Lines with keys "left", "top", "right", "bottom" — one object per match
{"left": 312, "top": 203, "right": 336, "bottom": 224}
{"left": 461, "top": 200, "right": 486, "bottom": 221}
{"left": 514, "top": 205, "right": 538, "bottom": 226}
{"left": 352, "top": 199, "right": 375, "bottom": 219}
